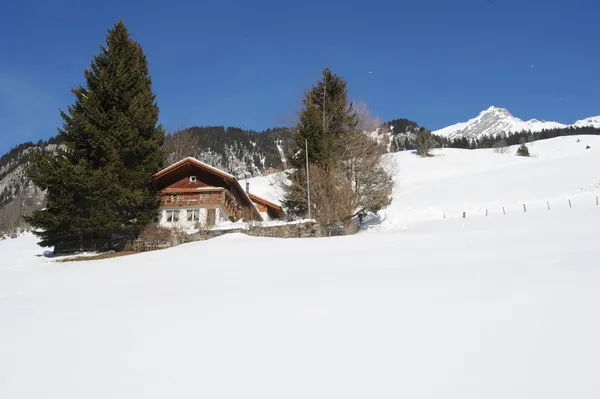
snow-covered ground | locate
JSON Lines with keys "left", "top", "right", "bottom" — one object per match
{"left": 379, "top": 135, "right": 600, "bottom": 227}
{"left": 1, "top": 135, "right": 600, "bottom": 398}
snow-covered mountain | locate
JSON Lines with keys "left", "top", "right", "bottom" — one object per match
{"left": 573, "top": 116, "right": 600, "bottom": 129}
{"left": 434, "top": 106, "right": 600, "bottom": 139}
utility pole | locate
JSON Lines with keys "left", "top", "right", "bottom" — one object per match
{"left": 305, "top": 139, "right": 311, "bottom": 220}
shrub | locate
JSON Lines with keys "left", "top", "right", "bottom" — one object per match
{"left": 517, "top": 143, "right": 530, "bottom": 157}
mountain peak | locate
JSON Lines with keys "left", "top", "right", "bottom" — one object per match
{"left": 434, "top": 107, "right": 568, "bottom": 139}
{"left": 482, "top": 106, "right": 512, "bottom": 117}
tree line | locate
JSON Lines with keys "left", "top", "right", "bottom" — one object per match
{"left": 434, "top": 125, "right": 600, "bottom": 150}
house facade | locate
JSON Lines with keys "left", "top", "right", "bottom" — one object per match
{"left": 155, "top": 157, "right": 284, "bottom": 229}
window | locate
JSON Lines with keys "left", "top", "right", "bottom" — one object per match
{"left": 188, "top": 209, "right": 200, "bottom": 222}
{"left": 166, "top": 210, "right": 179, "bottom": 222}
{"left": 189, "top": 176, "right": 197, "bottom": 183}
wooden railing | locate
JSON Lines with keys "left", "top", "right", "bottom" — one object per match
{"left": 160, "top": 189, "right": 241, "bottom": 220}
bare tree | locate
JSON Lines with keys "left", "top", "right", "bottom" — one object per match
{"left": 163, "top": 129, "right": 202, "bottom": 164}
{"left": 415, "top": 128, "right": 434, "bottom": 157}
{"left": 493, "top": 139, "right": 509, "bottom": 154}
{"left": 353, "top": 100, "right": 381, "bottom": 133}
{"left": 282, "top": 131, "right": 393, "bottom": 235}
{"left": 307, "top": 165, "right": 357, "bottom": 234}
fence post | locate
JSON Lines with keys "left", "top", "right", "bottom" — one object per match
{"left": 502, "top": 206, "right": 506, "bottom": 215}
{"left": 569, "top": 199, "right": 572, "bottom": 208}
{"left": 486, "top": 209, "right": 488, "bottom": 216}
{"left": 547, "top": 201, "right": 550, "bottom": 210}
{"left": 596, "top": 196, "right": 598, "bottom": 206}
{"left": 462, "top": 211, "right": 466, "bottom": 219}
{"left": 523, "top": 204, "right": 527, "bottom": 213}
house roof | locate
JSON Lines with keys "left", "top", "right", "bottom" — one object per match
{"left": 248, "top": 193, "right": 286, "bottom": 219}
{"left": 155, "top": 157, "right": 235, "bottom": 180}
{"left": 155, "top": 157, "right": 262, "bottom": 221}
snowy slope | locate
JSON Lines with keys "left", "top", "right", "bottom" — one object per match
{"left": 433, "top": 106, "right": 599, "bottom": 139}
{"left": 379, "top": 135, "right": 600, "bottom": 227}
{"left": 2, "top": 135, "right": 600, "bottom": 398}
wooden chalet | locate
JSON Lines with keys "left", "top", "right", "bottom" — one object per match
{"left": 155, "top": 157, "right": 285, "bottom": 228}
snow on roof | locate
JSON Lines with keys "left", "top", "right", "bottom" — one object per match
{"left": 155, "top": 157, "right": 235, "bottom": 180}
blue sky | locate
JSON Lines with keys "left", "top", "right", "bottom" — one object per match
{"left": 1, "top": 0, "right": 598, "bottom": 154}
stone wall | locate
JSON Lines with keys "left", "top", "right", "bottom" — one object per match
{"left": 246, "top": 221, "right": 324, "bottom": 238}
{"left": 195, "top": 221, "right": 325, "bottom": 241}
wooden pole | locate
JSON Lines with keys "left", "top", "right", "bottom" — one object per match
{"left": 523, "top": 204, "right": 527, "bottom": 213}
{"left": 547, "top": 201, "right": 550, "bottom": 210}
{"left": 462, "top": 211, "right": 466, "bottom": 219}
{"left": 486, "top": 209, "right": 488, "bottom": 216}
{"left": 305, "top": 139, "right": 311, "bottom": 220}
{"left": 502, "top": 206, "right": 506, "bottom": 215}
{"left": 568, "top": 199, "right": 572, "bottom": 208}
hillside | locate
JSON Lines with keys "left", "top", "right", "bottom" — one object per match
{"left": 2, "top": 109, "right": 598, "bottom": 237}
{"left": 2, "top": 135, "right": 600, "bottom": 398}
{"left": 166, "top": 126, "right": 294, "bottom": 178}
{"left": 379, "top": 135, "right": 600, "bottom": 227}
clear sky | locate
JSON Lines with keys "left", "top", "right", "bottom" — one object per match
{"left": 0, "top": 0, "right": 598, "bottom": 154}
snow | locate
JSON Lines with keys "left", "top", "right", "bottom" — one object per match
{"left": 573, "top": 115, "right": 600, "bottom": 129}
{"left": 245, "top": 171, "right": 287, "bottom": 205}
{"left": 275, "top": 139, "right": 288, "bottom": 169}
{"left": 433, "top": 106, "right": 599, "bottom": 139}
{"left": 2, "top": 135, "right": 600, "bottom": 398}
{"left": 377, "top": 135, "right": 600, "bottom": 227}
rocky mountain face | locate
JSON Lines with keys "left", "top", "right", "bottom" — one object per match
{"left": 0, "top": 143, "right": 55, "bottom": 237}
{"left": 166, "top": 126, "right": 294, "bottom": 179}
{"left": 370, "top": 118, "right": 423, "bottom": 152}
{"left": 434, "top": 106, "right": 600, "bottom": 140}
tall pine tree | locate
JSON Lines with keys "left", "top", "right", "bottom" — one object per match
{"left": 290, "top": 68, "right": 357, "bottom": 169}
{"left": 27, "top": 21, "right": 165, "bottom": 251}
{"left": 283, "top": 68, "right": 358, "bottom": 217}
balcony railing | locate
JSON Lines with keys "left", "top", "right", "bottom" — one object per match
{"left": 159, "top": 189, "right": 241, "bottom": 220}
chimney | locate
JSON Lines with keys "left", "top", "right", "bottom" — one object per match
{"left": 246, "top": 181, "right": 250, "bottom": 194}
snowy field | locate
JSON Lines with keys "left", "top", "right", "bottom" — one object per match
{"left": 1, "top": 135, "right": 600, "bottom": 398}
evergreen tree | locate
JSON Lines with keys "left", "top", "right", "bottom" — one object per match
{"left": 27, "top": 21, "right": 164, "bottom": 250}
{"left": 290, "top": 68, "right": 358, "bottom": 169}
{"left": 283, "top": 69, "right": 358, "bottom": 216}
{"left": 282, "top": 69, "right": 392, "bottom": 231}
{"left": 516, "top": 143, "right": 530, "bottom": 157}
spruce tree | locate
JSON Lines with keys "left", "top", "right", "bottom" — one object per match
{"left": 283, "top": 69, "right": 357, "bottom": 216}
{"left": 290, "top": 68, "right": 357, "bottom": 169}
{"left": 27, "top": 21, "right": 164, "bottom": 250}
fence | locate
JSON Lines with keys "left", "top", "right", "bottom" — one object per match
{"left": 444, "top": 195, "right": 600, "bottom": 221}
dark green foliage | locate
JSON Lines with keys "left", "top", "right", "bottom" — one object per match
{"left": 383, "top": 118, "right": 420, "bottom": 135}
{"left": 289, "top": 68, "right": 358, "bottom": 169}
{"left": 26, "top": 21, "right": 165, "bottom": 250}
{"left": 173, "top": 126, "right": 292, "bottom": 170}
{"left": 516, "top": 143, "right": 530, "bottom": 157}
{"left": 283, "top": 68, "right": 358, "bottom": 216}
{"left": 415, "top": 128, "right": 434, "bottom": 157}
